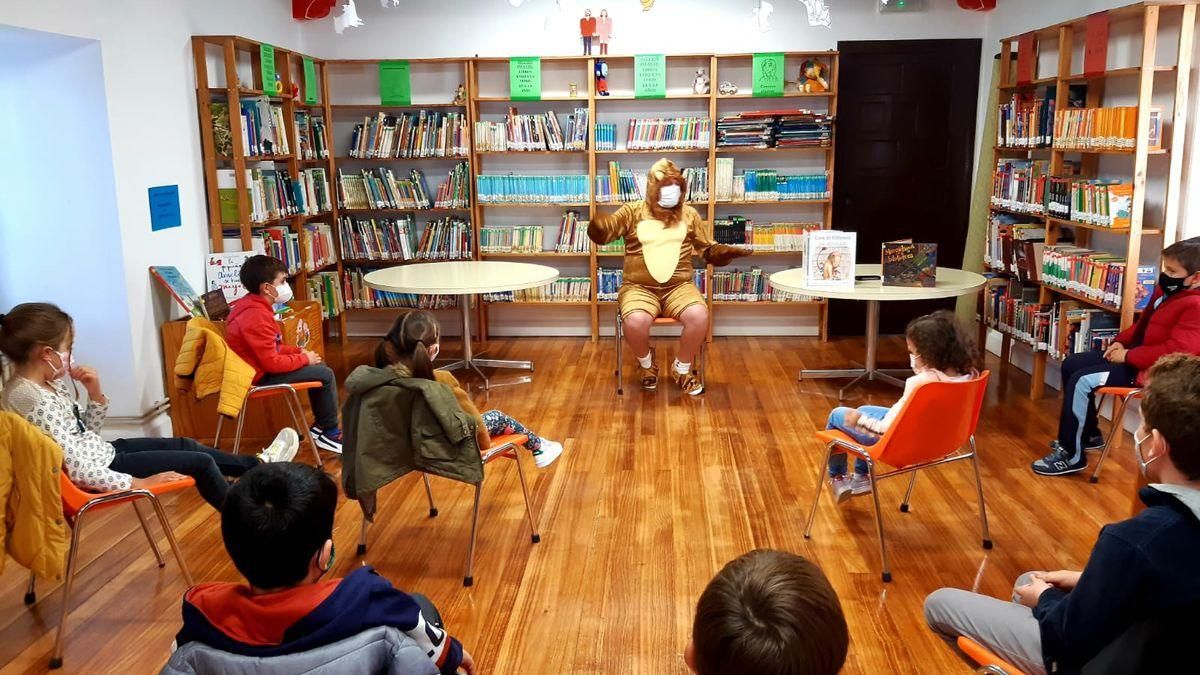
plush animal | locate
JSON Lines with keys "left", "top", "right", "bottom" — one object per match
{"left": 717, "top": 80, "right": 738, "bottom": 95}
{"left": 692, "top": 68, "right": 710, "bottom": 95}
{"left": 453, "top": 84, "right": 466, "bottom": 105}
{"left": 799, "top": 59, "right": 829, "bottom": 93}
{"left": 595, "top": 59, "right": 609, "bottom": 96}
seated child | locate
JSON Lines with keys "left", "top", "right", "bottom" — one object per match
{"left": 175, "top": 462, "right": 474, "bottom": 675}
{"left": 226, "top": 255, "right": 343, "bottom": 454}
{"left": 925, "top": 353, "right": 1200, "bottom": 674}
{"left": 825, "top": 310, "right": 979, "bottom": 502}
{"left": 1033, "top": 236, "right": 1200, "bottom": 476}
{"left": 375, "top": 311, "right": 562, "bottom": 468}
{"left": 0, "top": 303, "right": 297, "bottom": 511}
{"left": 686, "top": 549, "right": 848, "bottom": 675}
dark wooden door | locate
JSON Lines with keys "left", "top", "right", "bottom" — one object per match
{"left": 830, "top": 39, "right": 981, "bottom": 336}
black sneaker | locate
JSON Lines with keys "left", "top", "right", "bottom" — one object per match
{"left": 1031, "top": 441, "right": 1087, "bottom": 476}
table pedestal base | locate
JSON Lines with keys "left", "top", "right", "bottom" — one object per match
{"left": 798, "top": 299, "right": 909, "bottom": 400}
{"left": 438, "top": 298, "right": 533, "bottom": 390}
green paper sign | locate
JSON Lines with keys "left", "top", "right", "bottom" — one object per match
{"left": 303, "top": 57, "right": 319, "bottom": 105}
{"left": 752, "top": 52, "right": 785, "bottom": 97}
{"left": 260, "top": 44, "right": 277, "bottom": 95}
{"left": 379, "top": 61, "right": 412, "bottom": 106}
{"left": 634, "top": 54, "right": 667, "bottom": 99}
{"left": 509, "top": 57, "right": 541, "bottom": 101}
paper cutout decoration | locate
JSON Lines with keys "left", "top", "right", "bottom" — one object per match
{"left": 260, "top": 44, "right": 277, "bottom": 95}
{"left": 510, "top": 57, "right": 542, "bottom": 101}
{"left": 634, "top": 54, "right": 666, "bottom": 99}
{"left": 799, "top": 0, "right": 831, "bottom": 27}
{"left": 379, "top": 61, "right": 412, "bottom": 106}
{"left": 294, "top": 0, "right": 337, "bottom": 20}
{"left": 753, "top": 52, "right": 785, "bottom": 98}
{"left": 334, "top": 0, "right": 364, "bottom": 33}
{"left": 640, "top": 0, "right": 654, "bottom": 11}
{"left": 1084, "top": 12, "right": 1109, "bottom": 77}
{"left": 750, "top": 0, "right": 774, "bottom": 31}
{"left": 303, "top": 57, "right": 319, "bottom": 104}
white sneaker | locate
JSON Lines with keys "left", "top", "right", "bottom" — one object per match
{"left": 532, "top": 439, "right": 563, "bottom": 468}
{"left": 828, "top": 475, "right": 854, "bottom": 504}
{"left": 849, "top": 473, "right": 873, "bottom": 495}
{"left": 259, "top": 428, "right": 299, "bottom": 463}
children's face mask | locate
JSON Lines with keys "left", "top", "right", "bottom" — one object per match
{"left": 274, "top": 282, "right": 294, "bottom": 304}
{"left": 45, "top": 348, "right": 73, "bottom": 380}
{"left": 657, "top": 185, "right": 681, "bottom": 209}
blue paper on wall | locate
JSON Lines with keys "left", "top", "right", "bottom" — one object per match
{"left": 148, "top": 185, "right": 181, "bottom": 231}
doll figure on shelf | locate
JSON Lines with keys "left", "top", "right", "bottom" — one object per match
{"left": 798, "top": 59, "right": 829, "bottom": 93}
{"left": 595, "top": 59, "right": 609, "bottom": 96}
{"left": 692, "top": 68, "right": 710, "bottom": 95}
{"left": 580, "top": 9, "right": 598, "bottom": 55}
{"left": 596, "top": 9, "right": 613, "bottom": 55}
{"left": 569, "top": 82, "right": 579, "bottom": 97}
{"left": 453, "top": 84, "right": 466, "bottom": 105}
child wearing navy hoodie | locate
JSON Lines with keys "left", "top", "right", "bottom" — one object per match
{"left": 924, "top": 353, "right": 1200, "bottom": 674}
{"left": 175, "top": 462, "right": 474, "bottom": 674}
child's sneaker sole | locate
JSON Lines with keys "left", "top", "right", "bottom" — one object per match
{"left": 313, "top": 433, "right": 343, "bottom": 454}
{"left": 533, "top": 440, "right": 563, "bottom": 468}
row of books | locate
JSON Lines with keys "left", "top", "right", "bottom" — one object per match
{"left": 293, "top": 112, "right": 330, "bottom": 160}
{"left": 257, "top": 224, "right": 335, "bottom": 274}
{"left": 433, "top": 163, "right": 471, "bottom": 209}
{"left": 991, "top": 159, "right": 1048, "bottom": 214}
{"left": 713, "top": 218, "right": 821, "bottom": 252}
{"left": 712, "top": 268, "right": 815, "bottom": 302}
{"left": 342, "top": 268, "right": 456, "bottom": 310}
{"left": 219, "top": 168, "right": 333, "bottom": 224}
{"left": 597, "top": 267, "right": 622, "bottom": 301}
{"left": 411, "top": 218, "right": 473, "bottom": 261}
{"left": 484, "top": 278, "right": 593, "bottom": 303}
{"left": 474, "top": 108, "right": 588, "bottom": 152}
{"left": 307, "top": 272, "right": 345, "bottom": 319}
{"left": 347, "top": 111, "right": 469, "bottom": 159}
{"left": 594, "top": 164, "right": 708, "bottom": 203}
{"left": 224, "top": 98, "right": 289, "bottom": 157}
{"left": 725, "top": 170, "right": 830, "bottom": 202}
{"left": 598, "top": 237, "right": 624, "bottom": 254}
{"left": 475, "top": 175, "right": 590, "bottom": 204}
{"left": 594, "top": 123, "right": 618, "bottom": 151}
{"left": 981, "top": 282, "right": 1124, "bottom": 359}
{"left": 339, "top": 216, "right": 419, "bottom": 261}
{"left": 997, "top": 92, "right": 1056, "bottom": 148}
{"left": 716, "top": 110, "right": 833, "bottom": 149}
{"left": 1042, "top": 244, "right": 1156, "bottom": 309}
{"left": 1053, "top": 106, "right": 1138, "bottom": 151}
{"left": 984, "top": 215, "right": 1046, "bottom": 279}
{"left": 625, "top": 117, "right": 711, "bottom": 150}
{"left": 338, "top": 168, "right": 433, "bottom": 210}
{"left": 1047, "top": 179, "right": 1133, "bottom": 228}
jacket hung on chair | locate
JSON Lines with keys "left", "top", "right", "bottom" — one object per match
{"left": 173, "top": 317, "right": 256, "bottom": 418}
{"left": 1112, "top": 287, "right": 1200, "bottom": 384}
{"left": 173, "top": 566, "right": 461, "bottom": 675}
{"left": 341, "top": 366, "right": 483, "bottom": 512}
{"left": 0, "top": 412, "right": 69, "bottom": 581}
{"left": 225, "top": 294, "right": 307, "bottom": 383}
{"left": 1033, "top": 485, "right": 1200, "bottom": 674}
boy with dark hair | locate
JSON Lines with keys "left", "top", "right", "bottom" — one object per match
{"left": 927, "top": 353, "right": 1200, "bottom": 674}
{"left": 226, "top": 254, "right": 343, "bottom": 453}
{"left": 1033, "top": 236, "right": 1200, "bottom": 476}
{"left": 175, "top": 462, "right": 474, "bottom": 674}
{"left": 686, "top": 549, "right": 848, "bottom": 675}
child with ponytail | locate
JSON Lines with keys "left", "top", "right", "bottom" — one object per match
{"left": 375, "top": 311, "right": 563, "bottom": 468}
{"left": 0, "top": 302, "right": 299, "bottom": 511}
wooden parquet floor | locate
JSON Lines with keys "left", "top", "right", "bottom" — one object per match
{"left": 0, "top": 336, "right": 1142, "bottom": 674}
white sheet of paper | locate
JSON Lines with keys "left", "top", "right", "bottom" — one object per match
{"left": 334, "top": 0, "right": 365, "bottom": 33}
{"left": 799, "top": 0, "right": 832, "bottom": 27}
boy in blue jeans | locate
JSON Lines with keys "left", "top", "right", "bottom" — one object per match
{"left": 226, "top": 255, "right": 342, "bottom": 453}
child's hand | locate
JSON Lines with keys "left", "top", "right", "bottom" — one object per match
{"left": 305, "top": 350, "right": 323, "bottom": 365}
{"left": 1104, "top": 341, "right": 1125, "bottom": 359}
{"left": 843, "top": 409, "right": 861, "bottom": 426}
{"left": 71, "top": 366, "right": 104, "bottom": 399}
{"left": 1106, "top": 346, "right": 1128, "bottom": 364}
{"left": 459, "top": 648, "right": 476, "bottom": 675}
{"left": 131, "top": 471, "right": 189, "bottom": 489}
{"left": 1014, "top": 577, "right": 1052, "bottom": 608}
{"left": 1036, "top": 569, "right": 1082, "bottom": 591}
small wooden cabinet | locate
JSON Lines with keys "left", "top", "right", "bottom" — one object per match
{"left": 161, "top": 301, "right": 325, "bottom": 448}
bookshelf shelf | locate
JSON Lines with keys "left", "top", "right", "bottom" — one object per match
{"left": 217, "top": 155, "right": 295, "bottom": 162}
{"left": 329, "top": 103, "right": 465, "bottom": 111}
{"left": 480, "top": 252, "right": 591, "bottom": 258}
{"left": 716, "top": 199, "right": 832, "bottom": 206}
{"left": 712, "top": 300, "right": 823, "bottom": 307}
{"left": 716, "top": 146, "right": 832, "bottom": 153}
{"left": 596, "top": 252, "right": 625, "bottom": 257}
{"left": 717, "top": 92, "right": 835, "bottom": 99}
{"left": 335, "top": 155, "right": 470, "bottom": 162}
{"left": 988, "top": 204, "right": 1045, "bottom": 219}
{"left": 594, "top": 148, "right": 711, "bottom": 155}
{"left": 474, "top": 96, "right": 584, "bottom": 102}
{"left": 484, "top": 301, "right": 592, "bottom": 307}
{"left": 993, "top": 146, "right": 1052, "bottom": 153}
{"left": 983, "top": 2, "right": 1195, "bottom": 400}
{"left": 597, "top": 94, "right": 711, "bottom": 100}
{"left": 339, "top": 207, "right": 470, "bottom": 214}
{"left": 477, "top": 202, "right": 591, "bottom": 208}
{"left": 474, "top": 150, "right": 587, "bottom": 156}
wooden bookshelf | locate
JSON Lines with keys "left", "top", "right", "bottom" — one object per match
{"left": 981, "top": 2, "right": 1195, "bottom": 399}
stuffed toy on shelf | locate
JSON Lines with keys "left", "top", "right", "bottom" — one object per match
{"left": 797, "top": 59, "right": 829, "bottom": 93}
{"left": 693, "top": 68, "right": 710, "bottom": 95}
{"left": 595, "top": 59, "right": 609, "bottom": 96}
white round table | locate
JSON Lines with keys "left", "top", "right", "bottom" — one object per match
{"left": 770, "top": 264, "right": 986, "bottom": 399}
{"left": 364, "top": 261, "right": 559, "bottom": 388}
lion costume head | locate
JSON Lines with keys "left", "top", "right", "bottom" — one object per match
{"left": 646, "top": 158, "right": 688, "bottom": 224}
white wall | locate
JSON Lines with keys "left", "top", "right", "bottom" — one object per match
{"left": 0, "top": 0, "right": 299, "bottom": 429}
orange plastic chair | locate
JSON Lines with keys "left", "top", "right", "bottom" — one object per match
{"left": 25, "top": 471, "right": 196, "bottom": 669}
{"left": 957, "top": 636, "right": 1027, "bottom": 675}
{"left": 356, "top": 434, "right": 540, "bottom": 587}
{"left": 1089, "top": 386, "right": 1143, "bottom": 483}
{"left": 804, "top": 371, "right": 993, "bottom": 582}
{"left": 213, "top": 378, "right": 324, "bottom": 468}
{"left": 615, "top": 314, "right": 706, "bottom": 395}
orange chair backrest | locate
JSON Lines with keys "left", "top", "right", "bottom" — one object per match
{"left": 873, "top": 371, "right": 990, "bottom": 469}
{"left": 59, "top": 470, "right": 97, "bottom": 520}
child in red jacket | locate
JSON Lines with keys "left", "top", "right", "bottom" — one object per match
{"left": 226, "top": 255, "right": 342, "bottom": 454}
{"left": 1033, "top": 237, "right": 1200, "bottom": 476}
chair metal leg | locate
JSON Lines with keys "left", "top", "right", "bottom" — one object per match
{"left": 50, "top": 509, "right": 88, "bottom": 669}
{"left": 145, "top": 494, "right": 194, "bottom": 587}
{"left": 132, "top": 500, "right": 165, "bottom": 567}
{"left": 357, "top": 515, "right": 369, "bottom": 555}
{"left": 899, "top": 473, "right": 917, "bottom": 512}
{"left": 24, "top": 570, "right": 36, "bottom": 605}
{"left": 615, "top": 312, "right": 624, "bottom": 396}
{"left": 285, "top": 389, "right": 322, "bottom": 468}
{"left": 213, "top": 415, "right": 224, "bottom": 450}
{"left": 231, "top": 404, "right": 249, "bottom": 455}
{"left": 422, "top": 474, "right": 438, "bottom": 517}
{"left": 513, "top": 453, "right": 541, "bottom": 544}
{"left": 463, "top": 481, "right": 483, "bottom": 587}
{"left": 970, "top": 438, "right": 993, "bottom": 549}
{"left": 867, "top": 461, "right": 892, "bottom": 583}
{"left": 1090, "top": 393, "right": 1132, "bottom": 484}
{"left": 803, "top": 442, "right": 835, "bottom": 538}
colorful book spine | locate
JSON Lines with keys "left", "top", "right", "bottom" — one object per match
{"left": 474, "top": 174, "right": 589, "bottom": 204}
{"left": 1052, "top": 106, "right": 1138, "bottom": 151}
{"left": 624, "top": 117, "right": 711, "bottom": 150}
{"left": 597, "top": 267, "right": 623, "bottom": 301}
{"left": 991, "top": 159, "right": 1049, "bottom": 214}
{"left": 342, "top": 267, "right": 456, "bottom": 309}
{"left": 484, "top": 278, "right": 592, "bottom": 303}
{"left": 594, "top": 123, "right": 617, "bottom": 151}
{"left": 348, "top": 111, "right": 469, "bottom": 159}
{"left": 338, "top": 215, "right": 417, "bottom": 261}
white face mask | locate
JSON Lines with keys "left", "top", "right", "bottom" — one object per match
{"left": 657, "top": 185, "right": 681, "bottom": 209}
{"left": 909, "top": 353, "right": 922, "bottom": 372}
{"left": 1134, "top": 430, "right": 1160, "bottom": 478}
{"left": 274, "top": 282, "right": 294, "bottom": 305}
{"left": 46, "top": 349, "right": 73, "bottom": 380}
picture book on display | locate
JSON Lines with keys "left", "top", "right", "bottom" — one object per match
{"left": 881, "top": 240, "right": 938, "bottom": 288}
{"left": 206, "top": 251, "right": 256, "bottom": 303}
{"left": 805, "top": 230, "right": 855, "bottom": 289}
{"left": 150, "top": 266, "right": 204, "bottom": 317}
